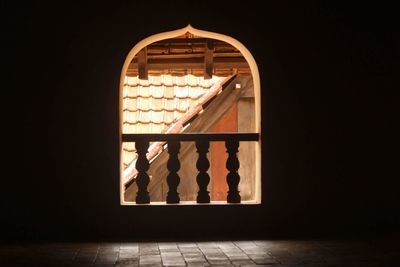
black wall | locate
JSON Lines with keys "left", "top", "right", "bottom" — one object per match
{"left": 2, "top": 2, "right": 399, "bottom": 241}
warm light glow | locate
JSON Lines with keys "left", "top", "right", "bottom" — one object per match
{"left": 119, "top": 25, "right": 262, "bottom": 205}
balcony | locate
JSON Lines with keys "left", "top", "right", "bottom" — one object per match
{"left": 122, "top": 133, "right": 259, "bottom": 204}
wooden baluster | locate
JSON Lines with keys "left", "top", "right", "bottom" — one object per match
{"left": 196, "top": 140, "right": 210, "bottom": 203}
{"left": 226, "top": 140, "right": 241, "bottom": 203}
{"left": 166, "top": 140, "right": 181, "bottom": 203}
{"left": 135, "top": 140, "right": 150, "bottom": 204}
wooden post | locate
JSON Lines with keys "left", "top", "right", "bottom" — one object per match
{"left": 226, "top": 140, "right": 241, "bottom": 203}
{"left": 204, "top": 39, "right": 214, "bottom": 79}
{"left": 166, "top": 140, "right": 181, "bottom": 203}
{"left": 135, "top": 140, "right": 150, "bottom": 204}
{"left": 196, "top": 140, "right": 210, "bottom": 203}
{"left": 138, "top": 47, "right": 148, "bottom": 80}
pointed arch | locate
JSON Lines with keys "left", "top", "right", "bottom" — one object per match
{"left": 119, "top": 25, "right": 262, "bottom": 204}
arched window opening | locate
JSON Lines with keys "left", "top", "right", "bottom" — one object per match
{"left": 120, "top": 25, "right": 261, "bottom": 205}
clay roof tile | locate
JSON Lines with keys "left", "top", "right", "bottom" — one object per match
{"left": 121, "top": 74, "right": 226, "bottom": 176}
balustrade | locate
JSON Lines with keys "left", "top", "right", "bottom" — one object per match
{"left": 122, "top": 133, "right": 259, "bottom": 204}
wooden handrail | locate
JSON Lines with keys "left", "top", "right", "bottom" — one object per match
{"left": 122, "top": 133, "right": 260, "bottom": 142}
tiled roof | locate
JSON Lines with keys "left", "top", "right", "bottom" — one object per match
{"left": 121, "top": 74, "right": 222, "bottom": 173}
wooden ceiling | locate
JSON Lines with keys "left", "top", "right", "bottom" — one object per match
{"left": 127, "top": 37, "right": 251, "bottom": 78}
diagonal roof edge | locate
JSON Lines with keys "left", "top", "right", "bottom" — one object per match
{"left": 122, "top": 74, "right": 236, "bottom": 187}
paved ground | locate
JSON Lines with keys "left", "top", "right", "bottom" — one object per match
{"left": 0, "top": 238, "right": 399, "bottom": 266}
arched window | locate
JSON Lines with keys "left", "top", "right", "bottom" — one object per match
{"left": 119, "top": 25, "right": 261, "bottom": 205}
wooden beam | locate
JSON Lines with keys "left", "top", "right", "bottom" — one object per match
{"left": 147, "top": 52, "right": 204, "bottom": 59}
{"left": 146, "top": 52, "right": 242, "bottom": 60}
{"left": 204, "top": 39, "right": 214, "bottom": 79}
{"left": 122, "top": 133, "right": 259, "bottom": 142}
{"left": 128, "top": 57, "right": 249, "bottom": 71}
{"left": 147, "top": 42, "right": 238, "bottom": 53}
{"left": 137, "top": 48, "right": 148, "bottom": 79}
{"left": 214, "top": 52, "right": 242, "bottom": 58}
{"left": 125, "top": 68, "right": 252, "bottom": 77}
{"left": 151, "top": 38, "right": 212, "bottom": 44}
{"left": 149, "top": 39, "right": 238, "bottom": 51}
{"left": 133, "top": 57, "right": 247, "bottom": 64}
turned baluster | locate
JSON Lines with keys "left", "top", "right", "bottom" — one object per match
{"left": 226, "top": 140, "right": 241, "bottom": 203}
{"left": 196, "top": 140, "right": 210, "bottom": 203}
{"left": 135, "top": 140, "right": 150, "bottom": 204}
{"left": 166, "top": 140, "right": 181, "bottom": 203}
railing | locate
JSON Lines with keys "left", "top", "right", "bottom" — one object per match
{"left": 122, "top": 133, "right": 259, "bottom": 204}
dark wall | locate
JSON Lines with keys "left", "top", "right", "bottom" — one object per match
{"left": 2, "top": 2, "right": 399, "bottom": 241}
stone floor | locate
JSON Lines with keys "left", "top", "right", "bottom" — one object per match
{"left": 0, "top": 238, "right": 399, "bottom": 267}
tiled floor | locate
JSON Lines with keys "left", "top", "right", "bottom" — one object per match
{"left": 0, "top": 238, "right": 399, "bottom": 266}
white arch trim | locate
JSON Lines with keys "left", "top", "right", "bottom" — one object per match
{"left": 119, "top": 25, "right": 262, "bottom": 204}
